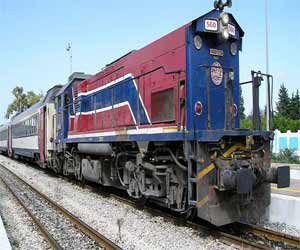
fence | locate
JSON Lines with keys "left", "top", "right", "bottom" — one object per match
{"left": 273, "top": 130, "right": 300, "bottom": 156}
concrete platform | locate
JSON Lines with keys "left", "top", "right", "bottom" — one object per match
{"left": 291, "top": 169, "right": 300, "bottom": 180}
{"left": 272, "top": 163, "right": 300, "bottom": 170}
{"left": 272, "top": 179, "right": 300, "bottom": 198}
{"left": 267, "top": 194, "right": 300, "bottom": 229}
{"left": 269, "top": 167, "right": 300, "bottom": 229}
{"left": 0, "top": 215, "right": 11, "bottom": 250}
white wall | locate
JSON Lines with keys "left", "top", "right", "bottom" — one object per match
{"left": 12, "top": 136, "right": 39, "bottom": 150}
{"left": 273, "top": 130, "right": 300, "bottom": 155}
{"left": 0, "top": 140, "right": 7, "bottom": 148}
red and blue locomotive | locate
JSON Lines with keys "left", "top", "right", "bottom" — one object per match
{"left": 0, "top": 1, "right": 290, "bottom": 226}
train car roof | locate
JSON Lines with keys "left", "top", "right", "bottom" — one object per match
{"left": 11, "top": 85, "right": 62, "bottom": 124}
{"left": 0, "top": 123, "right": 10, "bottom": 130}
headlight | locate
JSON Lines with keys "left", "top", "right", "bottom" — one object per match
{"left": 221, "top": 28, "right": 229, "bottom": 40}
{"left": 194, "top": 35, "right": 202, "bottom": 50}
{"left": 220, "top": 12, "right": 229, "bottom": 26}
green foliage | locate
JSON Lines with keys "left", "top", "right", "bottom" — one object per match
{"left": 239, "top": 87, "right": 246, "bottom": 120}
{"left": 5, "top": 86, "right": 43, "bottom": 119}
{"left": 240, "top": 118, "right": 252, "bottom": 129}
{"left": 240, "top": 117, "right": 267, "bottom": 130}
{"left": 276, "top": 83, "right": 300, "bottom": 121}
{"left": 238, "top": 83, "right": 300, "bottom": 132}
{"left": 288, "top": 90, "right": 300, "bottom": 120}
{"left": 27, "top": 91, "right": 43, "bottom": 107}
{"left": 272, "top": 149, "right": 300, "bottom": 164}
{"left": 242, "top": 115, "right": 300, "bottom": 132}
{"left": 273, "top": 115, "right": 300, "bottom": 132}
{"left": 276, "top": 84, "right": 290, "bottom": 117}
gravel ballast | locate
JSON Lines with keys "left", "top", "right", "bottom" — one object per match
{"left": 257, "top": 219, "right": 300, "bottom": 238}
{"left": 0, "top": 166, "right": 103, "bottom": 250}
{"left": 0, "top": 178, "right": 49, "bottom": 250}
{"left": 0, "top": 156, "right": 233, "bottom": 250}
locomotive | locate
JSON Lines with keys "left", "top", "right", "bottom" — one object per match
{"left": 0, "top": 1, "right": 290, "bottom": 226}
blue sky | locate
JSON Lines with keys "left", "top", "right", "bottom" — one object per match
{"left": 0, "top": 0, "right": 299, "bottom": 124}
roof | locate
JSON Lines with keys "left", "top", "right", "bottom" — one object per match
{"left": 11, "top": 85, "right": 62, "bottom": 124}
{"left": 193, "top": 9, "right": 244, "bottom": 38}
{"left": 0, "top": 123, "right": 10, "bottom": 130}
{"left": 11, "top": 101, "right": 43, "bottom": 124}
{"left": 56, "top": 72, "right": 92, "bottom": 97}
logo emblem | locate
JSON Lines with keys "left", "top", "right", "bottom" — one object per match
{"left": 211, "top": 62, "right": 223, "bottom": 86}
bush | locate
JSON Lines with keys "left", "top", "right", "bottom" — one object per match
{"left": 241, "top": 115, "right": 300, "bottom": 132}
{"left": 272, "top": 149, "right": 300, "bottom": 164}
{"left": 240, "top": 117, "right": 267, "bottom": 130}
{"left": 240, "top": 118, "right": 252, "bottom": 129}
{"left": 273, "top": 115, "right": 300, "bottom": 132}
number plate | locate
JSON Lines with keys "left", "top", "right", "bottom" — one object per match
{"left": 205, "top": 19, "right": 218, "bottom": 32}
{"left": 228, "top": 24, "right": 236, "bottom": 36}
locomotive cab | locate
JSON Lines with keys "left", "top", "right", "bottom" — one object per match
{"left": 184, "top": 6, "right": 290, "bottom": 225}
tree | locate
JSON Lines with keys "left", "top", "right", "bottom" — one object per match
{"left": 273, "top": 115, "right": 300, "bottom": 132}
{"left": 240, "top": 87, "right": 246, "bottom": 120}
{"left": 276, "top": 84, "right": 290, "bottom": 117}
{"left": 5, "top": 86, "right": 43, "bottom": 119}
{"left": 288, "top": 90, "right": 300, "bottom": 120}
{"left": 27, "top": 91, "right": 43, "bottom": 107}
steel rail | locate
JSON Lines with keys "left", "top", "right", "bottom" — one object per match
{"left": 47, "top": 176, "right": 270, "bottom": 250}
{"left": 0, "top": 164, "right": 122, "bottom": 250}
{"left": 3, "top": 159, "right": 298, "bottom": 250}
{"left": 50, "top": 173, "right": 300, "bottom": 249}
{"left": 30, "top": 166, "right": 297, "bottom": 250}
{"left": 239, "top": 223, "right": 300, "bottom": 248}
{"left": 0, "top": 176, "right": 63, "bottom": 250}
{"left": 109, "top": 194, "right": 268, "bottom": 250}
{"left": 110, "top": 189, "right": 300, "bottom": 249}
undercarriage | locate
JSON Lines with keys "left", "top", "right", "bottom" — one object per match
{"left": 47, "top": 135, "right": 289, "bottom": 226}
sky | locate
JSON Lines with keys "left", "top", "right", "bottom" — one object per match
{"left": 0, "top": 0, "right": 299, "bottom": 124}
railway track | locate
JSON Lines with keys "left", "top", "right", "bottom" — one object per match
{"left": 52, "top": 172, "right": 300, "bottom": 250}
{"left": 1, "top": 159, "right": 300, "bottom": 250}
{"left": 0, "top": 164, "right": 122, "bottom": 250}
{"left": 236, "top": 223, "right": 300, "bottom": 249}
{"left": 109, "top": 194, "right": 271, "bottom": 250}
{"left": 110, "top": 195, "right": 300, "bottom": 249}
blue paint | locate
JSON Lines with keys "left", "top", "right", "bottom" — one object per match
{"left": 279, "top": 138, "right": 288, "bottom": 150}
{"left": 78, "top": 76, "right": 149, "bottom": 125}
{"left": 13, "top": 148, "right": 39, "bottom": 158}
{"left": 290, "top": 137, "right": 298, "bottom": 150}
{"left": 185, "top": 9, "right": 243, "bottom": 131}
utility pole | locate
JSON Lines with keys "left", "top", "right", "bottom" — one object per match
{"left": 265, "top": 0, "right": 270, "bottom": 131}
{"left": 66, "top": 43, "right": 72, "bottom": 76}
